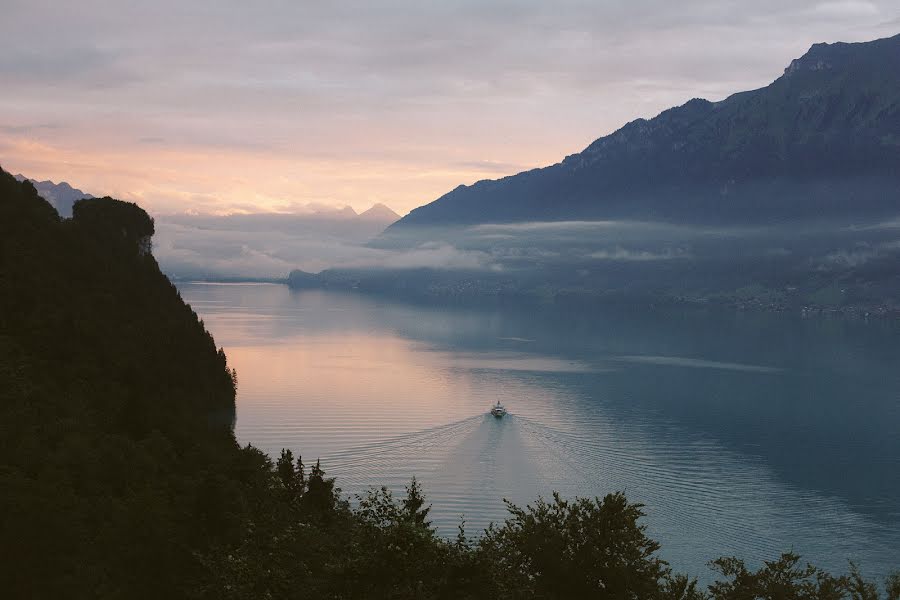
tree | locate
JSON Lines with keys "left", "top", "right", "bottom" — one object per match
{"left": 885, "top": 572, "right": 900, "bottom": 600}
{"left": 295, "top": 454, "right": 306, "bottom": 491}
{"left": 477, "top": 491, "right": 676, "bottom": 599}
{"left": 401, "top": 476, "right": 432, "bottom": 529}
{"left": 708, "top": 553, "right": 848, "bottom": 600}
{"left": 72, "top": 196, "right": 155, "bottom": 256}
{"left": 303, "top": 459, "right": 338, "bottom": 516}
{"left": 276, "top": 449, "right": 297, "bottom": 491}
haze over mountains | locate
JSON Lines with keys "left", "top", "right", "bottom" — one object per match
{"left": 161, "top": 202, "right": 399, "bottom": 244}
{"left": 386, "top": 34, "right": 900, "bottom": 235}
{"left": 156, "top": 203, "right": 400, "bottom": 279}
{"left": 291, "top": 34, "right": 900, "bottom": 314}
{"left": 13, "top": 172, "right": 401, "bottom": 280}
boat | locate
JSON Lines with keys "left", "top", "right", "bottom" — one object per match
{"left": 490, "top": 401, "right": 507, "bottom": 418}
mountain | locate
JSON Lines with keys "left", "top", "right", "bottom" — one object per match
{"left": 312, "top": 204, "right": 359, "bottom": 219}
{"left": 241, "top": 201, "right": 398, "bottom": 223}
{"left": 359, "top": 202, "right": 401, "bottom": 222}
{"left": 387, "top": 34, "right": 900, "bottom": 233}
{"left": 13, "top": 174, "right": 94, "bottom": 218}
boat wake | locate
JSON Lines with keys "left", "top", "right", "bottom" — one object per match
{"left": 321, "top": 412, "right": 583, "bottom": 534}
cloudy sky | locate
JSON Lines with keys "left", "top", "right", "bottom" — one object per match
{"left": 1, "top": 1, "right": 897, "bottom": 216}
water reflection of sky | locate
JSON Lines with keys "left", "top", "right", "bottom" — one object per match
{"left": 181, "top": 283, "right": 900, "bottom": 581}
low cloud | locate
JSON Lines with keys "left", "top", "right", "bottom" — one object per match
{"left": 468, "top": 220, "right": 749, "bottom": 244}
{"left": 153, "top": 215, "right": 900, "bottom": 281}
{"left": 589, "top": 247, "right": 690, "bottom": 261}
{"left": 473, "top": 220, "right": 626, "bottom": 234}
{"left": 154, "top": 222, "right": 315, "bottom": 278}
{"left": 818, "top": 240, "right": 900, "bottom": 269}
{"left": 339, "top": 242, "right": 492, "bottom": 271}
{"left": 853, "top": 218, "right": 900, "bottom": 231}
{"left": 154, "top": 219, "right": 493, "bottom": 279}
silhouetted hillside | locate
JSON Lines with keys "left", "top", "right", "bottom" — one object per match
{"left": 0, "top": 167, "right": 238, "bottom": 596}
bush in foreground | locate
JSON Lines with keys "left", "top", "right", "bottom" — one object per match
{"left": 198, "top": 449, "right": 898, "bottom": 600}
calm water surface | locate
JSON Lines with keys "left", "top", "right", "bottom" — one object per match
{"left": 180, "top": 282, "right": 900, "bottom": 580}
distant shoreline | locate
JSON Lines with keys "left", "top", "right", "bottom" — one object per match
{"left": 174, "top": 277, "right": 900, "bottom": 323}
{"left": 170, "top": 276, "right": 287, "bottom": 285}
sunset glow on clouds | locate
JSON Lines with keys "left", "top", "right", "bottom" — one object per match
{"left": 2, "top": 0, "right": 897, "bottom": 216}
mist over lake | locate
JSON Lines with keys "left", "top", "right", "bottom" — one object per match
{"left": 181, "top": 282, "right": 900, "bottom": 581}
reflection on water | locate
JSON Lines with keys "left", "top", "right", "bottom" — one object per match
{"left": 180, "top": 282, "right": 900, "bottom": 580}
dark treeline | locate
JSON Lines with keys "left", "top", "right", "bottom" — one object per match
{"left": 1, "top": 166, "right": 897, "bottom": 599}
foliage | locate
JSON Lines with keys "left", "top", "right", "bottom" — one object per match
{"left": 707, "top": 553, "right": 900, "bottom": 600}
{"left": 0, "top": 166, "right": 237, "bottom": 598}
{"left": 72, "top": 196, "right": 155, "bottom": 239}
{"left": 477, "top": 491, "right": 689, "bottom": 599}
{"left": 709, "top": 553, "right": 849, "bottom": 600}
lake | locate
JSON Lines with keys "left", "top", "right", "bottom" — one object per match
{"left": 179, "top": 282, "right": 900, "bottom": 580}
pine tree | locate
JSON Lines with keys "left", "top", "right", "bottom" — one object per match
{"left": 402, "top": 476, "right": 431, "bottom": 529}
{"left": 276, "top": 448, "right": 296, "bottom": 493}
{"left": 304, "top": 459, "right": 337, "bottom": 515}
{"left": 295, "top": 454, "right": 306, "bottom": 492}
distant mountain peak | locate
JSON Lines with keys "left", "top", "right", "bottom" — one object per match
{"left": 784, "top": 41, "right": 838, "bottom": 76}
{"left": 14, "top": 175, "right": 95, "bottom": 218}
{"left": 783, "top": 33, "right": 900, "bottom": 78}
{"left": 359, "top": 203, "right": 400, "bottom": 222}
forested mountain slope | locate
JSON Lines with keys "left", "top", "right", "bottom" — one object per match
{"left": 0, "top": 167, "right": 239, "bottom": 596}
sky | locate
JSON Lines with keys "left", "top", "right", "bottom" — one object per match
{"left": 1, "top": 0, "right": 898, "bottom": 217}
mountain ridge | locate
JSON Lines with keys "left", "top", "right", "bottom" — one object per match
{"left": 387, "top": 33, "right": 900, "bottom": 233}
{"left": 13, "top": 174, "right": 94, "bottom": 218}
